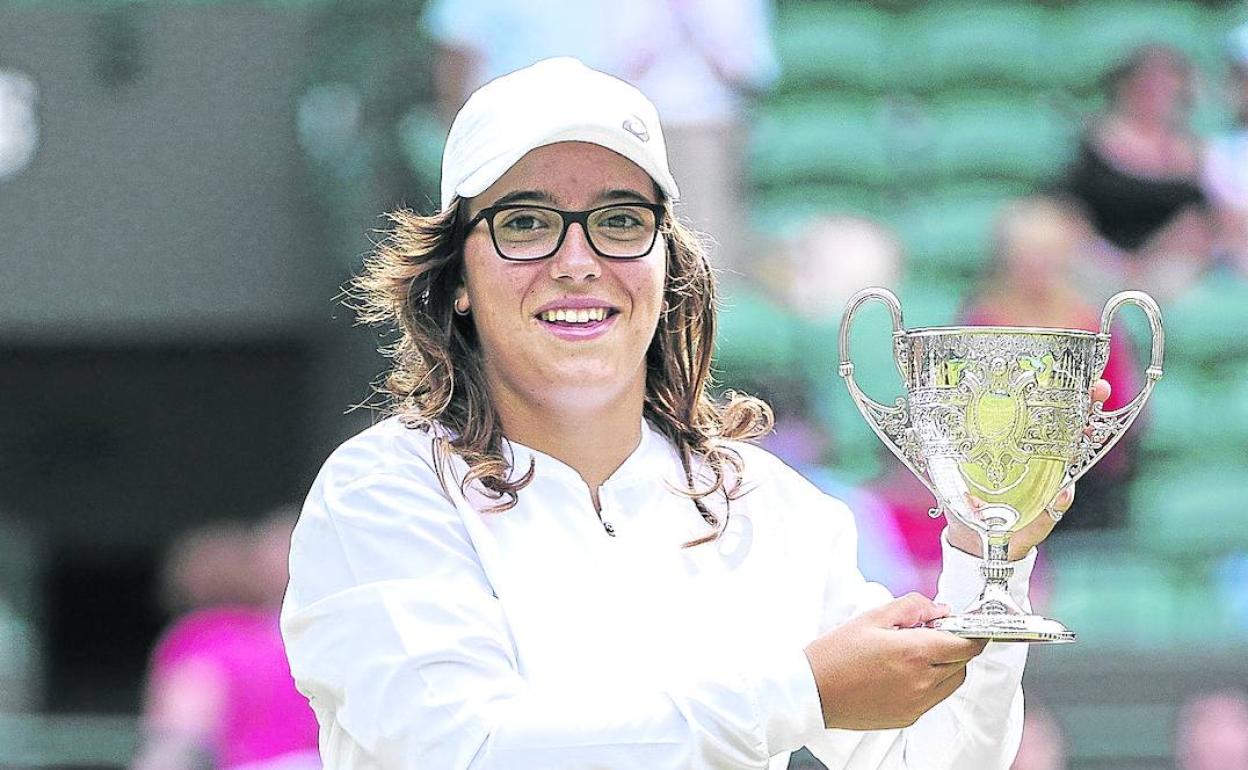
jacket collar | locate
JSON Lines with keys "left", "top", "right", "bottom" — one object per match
{"left": 501, "top": 419, "right": 681, "bottom": 491}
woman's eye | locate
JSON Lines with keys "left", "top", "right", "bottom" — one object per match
{"left": 500, "top": 212, "right": 548, "bottom": 231}
{"left": 601, "top": 212, "right": 642, "bottom": 228}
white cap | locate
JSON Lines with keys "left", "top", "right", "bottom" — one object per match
{"left": 440, "top": 57, "right": 680, "bottom": 210}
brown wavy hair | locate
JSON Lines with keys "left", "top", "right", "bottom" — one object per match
{"left": 351, "top": 196, "right": 772, "bottom": 546}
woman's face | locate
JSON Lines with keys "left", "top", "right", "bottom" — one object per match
{"left": 1122, "top": 52, "right": 1190, "bottom": 123}
{"left": 459, "top": 141, "right": 666, "bottom": 416}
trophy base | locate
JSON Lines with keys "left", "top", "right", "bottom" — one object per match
{"left": 929, "top": 613, "right": 1076, "bottom": 644}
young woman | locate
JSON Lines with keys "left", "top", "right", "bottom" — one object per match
{"left": 1061, "top": 44, "right": 1214, "bottom": 299}
{"left": 281, "top": 57, "right": 1100, "bottom": 769}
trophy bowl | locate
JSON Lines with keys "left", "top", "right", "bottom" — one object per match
{"left": 838, "top": 287, "right": 1164, "bottom": 643}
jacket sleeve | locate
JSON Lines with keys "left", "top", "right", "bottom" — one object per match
{"left": 801, "top": 497, "right": 1031, "bottom": 769}
{"left": 281, "top": 463, "right": 824, "bottom": 770}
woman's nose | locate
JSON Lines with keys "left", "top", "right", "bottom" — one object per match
{"left": 549, "top": 222, "right": 601, "bottom": 280}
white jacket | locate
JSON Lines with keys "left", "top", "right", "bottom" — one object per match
{"left": 281, "top": 418, "right": 1032, "bottom": 769}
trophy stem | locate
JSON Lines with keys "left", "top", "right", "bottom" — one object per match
{"left": 928, "top": 529, "right": 1077, "bottom": 643}
{"left": 977, "top": 532, "right": 1016, "bottom": 615}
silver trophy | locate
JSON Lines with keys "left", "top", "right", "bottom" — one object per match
{"left": 838, "top": 287, "right": 1164, "bottom": 642}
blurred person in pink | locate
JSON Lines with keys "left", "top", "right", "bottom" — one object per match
{"left": 867, "top": 198, "right": 1140, "bottom": 598}
{"left": 841, "top": 201, "right": 1132, "bottom": 588}
{"left": 1061, "top": 44, "right": 1214, "bottom": 301}
{"left": 961, "top": 196, "right": 1141, "bottom": 531}
{"left": 1202, "top": 23, "right": 1248, "bottom": 272}
{"left": 1175, "top": 689, "right": 1248, "bottom": 770}
{"left": 132, "top": 512, "right": 320, "bottom": 770}
{"left": 158, "top": 521, "right": 254, "bottom": 611}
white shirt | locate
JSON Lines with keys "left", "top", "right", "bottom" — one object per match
{"left": 423, "top": 0, "right": 779, "bottom": 126}
{"left": 281, "top": 417, "right": 1033, "bottom": 769}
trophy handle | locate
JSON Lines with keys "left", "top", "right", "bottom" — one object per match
{"left": 838, "top": 288, "right": 934, "bottom": 495}
{"left": 1065, "top": 290, "right": 1165, "bottom": 486}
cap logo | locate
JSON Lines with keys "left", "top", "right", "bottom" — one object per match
{"left": 622, "top": 116, "right": 649, "bottom": 142}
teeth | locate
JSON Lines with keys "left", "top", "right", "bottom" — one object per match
{"left": 540, "top": 308, "right": 610, "bottom": 324}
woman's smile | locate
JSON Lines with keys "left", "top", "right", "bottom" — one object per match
{"left": 460, "top": 141, "right": 666, "bottom": 406}
{"left": 533, "top": 296, "right": 621, "bottom": 340}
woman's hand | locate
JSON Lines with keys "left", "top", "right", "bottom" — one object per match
{"left": 804, "top": 594, "right": 988, "bottom": 730}
{"left": 945, "top": 378, "right": 1112, "bottom": 560}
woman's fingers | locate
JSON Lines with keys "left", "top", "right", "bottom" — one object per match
{"left": 1091, "top": 378, "right": 1111, "bottom": 406}
{"left": 1050, "top": 484, "right": 1075, "bottom": 514}
{"left": 806, "top": 597, "right": 993, "bottom": 730}
{"left": 1084, "top": 379, "right": 1112, "bottom": 438}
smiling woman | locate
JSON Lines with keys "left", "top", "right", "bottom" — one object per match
{"left": 352, "top": 133, "right": 766, "bottom": 529}
{"left": 281, "top": 57, "right": 1051, "bottom": 770}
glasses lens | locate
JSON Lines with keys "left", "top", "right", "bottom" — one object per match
{"left": 588, "top": 205, "right": 658, "bottom": 258}
{"left": 491, "top": 207, "right": 563, "bottom": 260}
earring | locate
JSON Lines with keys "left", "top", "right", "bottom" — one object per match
{"left": 454, "top": 297, "right": 470, "bottom": 316}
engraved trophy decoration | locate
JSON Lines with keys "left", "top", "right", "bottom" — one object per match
{"left": 838, "top": 288, "right": 1164, "bottom": 642}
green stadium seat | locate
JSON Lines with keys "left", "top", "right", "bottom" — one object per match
{"left": 1050, "top": 1, "right": 1218, "bottom": 90}
{"left": 894, "top": 279, "right": 966, "bottom": 328}
{"left": 713, "top": 288, "right": 899, "bottom": 482}
{"left": 1163, "top": 272, "right": 1248, "bottom": 365}
{"left": 890, "top": 189, "right": 1012, "bottom": 281}
{"left": 772, "top": 4, "right": 894, "bottom": 94}
{"left": 749, "top": 96, "right": 894, "bottom": 189}
{"left": 1139, "top": 367, "right": 1204, "bottom": 456}
{"left": 1129, "top": 460, "right": 1248, "bottom": 558}
{"left": 1047, "top": 543, "right": 1187, "bottom": 647}
{"left": 911, "top": 94, "right": 1077, "bottom": 183}
{"left": 714, "top": 287, "right": 804, "bottom": 375}
{"left": 896, "top": 3, "right": 1051, "bottom": 91}
{"left": 751, "top": 184, "right": 890, "bottom": 235}
{"left": 1141, "top": 367, "right": 1248, "bottom": 457}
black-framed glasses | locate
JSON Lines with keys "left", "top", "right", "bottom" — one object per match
{"left": 466, "top": 202, "right": 665, "bottom": 261}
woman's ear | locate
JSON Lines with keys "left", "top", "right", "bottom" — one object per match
{"left": 453, "top": 287, "right": 470, "bottom": 316}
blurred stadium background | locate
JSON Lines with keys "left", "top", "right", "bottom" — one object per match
{"left": 1, "top": 1, "right": 1247, "bottom": 768}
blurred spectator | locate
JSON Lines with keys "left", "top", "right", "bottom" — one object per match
{"left": 961, "top": 196, "right": 1141, "bottom": 531}
{"left": 1202, "top": 23, "right": 1248, "bottom": 272}
{"left": 860, "top": 199, "right": 1139, "bottom": 594}
{"left": 1010, "top": 704, "right": 1067, "bottom": 770}
{"left": 752, "top": 215, "right": 921, "bottom": 594}
{"left": 754, "top": 214, "right": 904, "bottom": 322}
{"left": 748, "top": 214, "right": 928, "bottom": 591}
{"left": 159, "top": 522, "right": 254, "bottom": 612}
{"left": 866, "top": 460, "right": 946, "bottom": 596}
{"left": 132, "top": 511, "right": 320, "bottom": 770}
{"left": 1175, "top": 689, "right": 1248, "bottom": 770}
{"left": 1060, "top": 44, "right": 1214, "bottom": 301}
{"left": 423, "top": 0, "right": 778, "bottom": 276}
